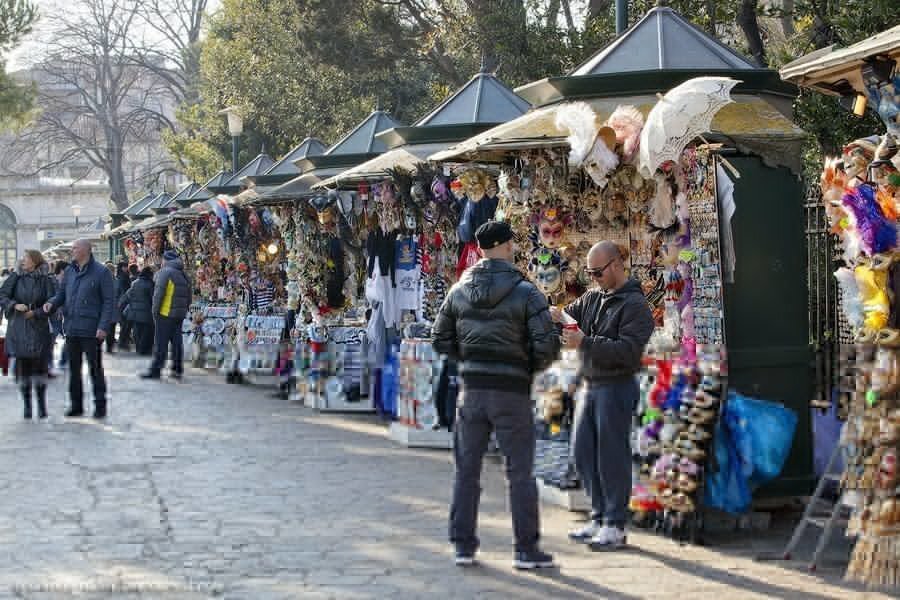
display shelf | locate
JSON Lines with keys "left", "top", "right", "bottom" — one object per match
{"left": 389, "top": 422, "right": 453, "bottom": 449}
{"left": 316, "top": 394, "right": 375, "bottom": 413}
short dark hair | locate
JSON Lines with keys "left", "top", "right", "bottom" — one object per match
{"left": 128, "top": 264, "right": 139, "bottom": 276}
{"left": 140, "top": 266, "right": 153, "bottom": 278}
{"left": 54, "top": 262, "right": 68, "bottom": 275}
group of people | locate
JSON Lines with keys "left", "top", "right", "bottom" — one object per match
{"left": 434, "top": 221, "right": 654, "bottom": 570}
{"left": 0, "top": 242, "right": 192, "bottom": 421}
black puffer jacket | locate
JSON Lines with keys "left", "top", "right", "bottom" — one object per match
{"left": 120, "top": 274, "right": 154, "bottom": 324}
{"left": 433, "top": 258, "right": 559, "bottom": 392}
{"left": 0, "top": 270, "right": 56, "bottom": 359}
{"left": 565, "top": 278, "right": 654, "bottom": 382}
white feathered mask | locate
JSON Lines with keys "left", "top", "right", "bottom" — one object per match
{"left": 555, "top": 102, "right": 619, "bottom": 188}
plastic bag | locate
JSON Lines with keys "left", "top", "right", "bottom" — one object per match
{"left": 725, "top": 391, "right": 798, "bottom": 489}
{"left": 704, "top": 420, "right": 751, "bottom": 514}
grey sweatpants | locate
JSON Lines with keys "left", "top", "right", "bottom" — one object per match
{"left": 572, "top": 378, "right": 638, "bottom": 528}
{"left": 450, "top": 386, "right": 539, "bottom": 554}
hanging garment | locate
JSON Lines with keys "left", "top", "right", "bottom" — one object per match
{"left": 395, "top": 236, "right": 422, "bottom": 315}
{"left": 326, "top": 236, "right": 346, "bottom": 308}
{"left": 716, "top": 163, "right": 737, "bottom": 283}
{"left": 456, "top": 195, "right": 499, "bottom": 243}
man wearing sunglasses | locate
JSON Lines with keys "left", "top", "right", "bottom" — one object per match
{"left": 433, "top": 220, "right": 560, "bottom": 571}
{"left": 550, "top": 240, "right": 654, "bottom": 550}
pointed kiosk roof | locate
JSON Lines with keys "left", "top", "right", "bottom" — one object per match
{"left": 147, "top": 192, "right": 174, "bottom": 214}
{"left": 122, "top": 192, "right": 158, "bottom": 220}
{"left": 187, "top": 170, "right": 230, "bottom": 202}
{"left": 246, "top": 137, "right": 327, "bottom": 187}
{"left": 573, "top": 6, "right": 757, "bottom": 76}
{"left": 170, "top": 182, "right": 202, "bottom": 208}
{"left": 516, "top": 5, "right": 794, "bottom": 108}
{"left": 296, "top": 110, "right": 403, "bottom": 172}
{"left": 211, "top": 153, "right": 275, "bottom": 193}
{"left": 377, "top": 70, "right": 530, "bottom": 149}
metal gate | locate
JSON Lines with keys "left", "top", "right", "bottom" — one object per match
{"left": 805, "top": 181, "right": 841, "bottom": 410}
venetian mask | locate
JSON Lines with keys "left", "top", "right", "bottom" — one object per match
{"left": 403, "top": 203, "right": 417, "bottom": 230}
{"left": 534, "top": 264, "right": 562, "bottom": 295}
{"left": 431, "top": 176, "right": 451, "bottom": 205}
{"left": 450, "top": 180, "right": 465, "bottom": 200}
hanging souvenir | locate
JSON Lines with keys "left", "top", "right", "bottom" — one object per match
{"left": 555, "top": 102, "right": 619, "bottom": 189}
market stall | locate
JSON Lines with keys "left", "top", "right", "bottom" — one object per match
{"left": 314, "top": 69, "right": 530, "bottom": 446}
{"left": 782, "top": 24, "right": 900, "bottom": 590}
{"left": 434, "top": 5, "right": 810, "bottom": 540}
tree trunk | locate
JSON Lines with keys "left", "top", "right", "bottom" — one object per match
{"left": 780, "top": 0, "right": 795, "bottom": 37}
{"left": 546, "top": 0, "right": 560, "bottom": 29}
{"left": 737, "top": 0, "right": 766, "bottom": 67}
{"left": 706, "top": 0, "right": 717, "bottom": 36}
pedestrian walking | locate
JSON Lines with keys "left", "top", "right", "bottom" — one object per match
{"left": 433, "top": 220, "right": 560, "bottom": 570}
{"left": 117, "top": 263, "right": 138, "bottom": 350}
{"left": 44, "top": 239, "right": 115, "bottom": 419}
{"left": 551, "top": 241, "right": 654, "bottom": 550}
{"left": 0, "top": 250, "right": 57, "bottom": 420}
{"left": 141, "top": 250, "right": 191, "bottom": 380}
{"left": 52, "top": 262, "right": 68, "bottom": 369}
{"left": 112, "top": 262, "right": 132, "bottom": 351}
{"left": 120, "top": 266, "right": 155, "bottom": 356}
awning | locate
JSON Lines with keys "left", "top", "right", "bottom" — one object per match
{"left": 430, "top": 94, "right": 806, "bottom": 173}
{"left": 102, "top": 220, "right": 138, "bottom": 240}
{"left": 255, "top": 169, "right": 344, "bottom": 204}
{"left": 315, "top": 142, "right": 449, "bottom": 188}
{"left": 780, "top": 25, "right": 900, "bottom": 95}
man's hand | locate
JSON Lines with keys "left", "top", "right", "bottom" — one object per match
{"left": 96, "top": 329, "right": 107, "bottom": 341}
{"left": 561, "top": 327, "right": 585, "bottom": 350}
{"left": 14, "top": 304, "right": 28, "bottom": 312}
{"left": 24, "top": 310, "right": 34, "bottom": 320}
{"left": 43, "top": 302, "right": 53, "bottom": 313}
{"left": 549, "top": 306, "right": 563, "bottom": 323}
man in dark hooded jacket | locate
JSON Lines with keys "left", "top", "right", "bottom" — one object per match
{"left": 142, "top": 250, "right": 191, "bottom": 380}
{"left": 552, "top": 241, "right": 654, "bottom": 551}
{"left": 433, "top": 220, "right": 559, "bottom": 571}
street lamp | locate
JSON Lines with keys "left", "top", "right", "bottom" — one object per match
{"left": 219, "top": 106, "right": 244, "bottom": 174}
{"left": 71, "top": 204, "right": 83, "bottom": 230}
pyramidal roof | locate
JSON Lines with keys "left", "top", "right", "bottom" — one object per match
{"left": 123, "top": 192, "right": 158, "bottom": 218}
{"left": 415, "top": 71, "right": 530, "bottom": 127}
{"left": 219, "top": 154, "right": 275, "bottom": 188}
{"left": 188, "top": 170, "right": 230, "bottom": 201}
{"left": 170, "top": 182, "right": 201, "bottom": 205}
{"left": 572, "top": 6, "right": 759, "bottom": 76}
{"left": 147, "top": 192, "right": 174, "bottom": 213}
{"left": 325, "top": 110, "right": 402, "bottom": 156}
{"left": 265, "top": 138, "right": 327, "bottom": 177}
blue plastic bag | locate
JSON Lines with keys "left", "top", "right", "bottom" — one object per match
{"left": 725, "top": 392, "right": 799, "bottom": 489}
{"left": 704, "top": 420, "right": 752, "bottom": 514}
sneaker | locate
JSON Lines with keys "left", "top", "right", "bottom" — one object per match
{"left": 588, "top": 526, "right": 627, "bottom": 551}
{"left": 92, "top": 411, "right": 107, "bottom": 420}
{"left": 139, "top": 372, "right": 161, "bottom": 380}
{"left": 64, "top": 409, "right": 85, "bottom": 418}
{"left": 513, "top": 549, "right": 555, "bottom": 570}
{"left": 171, "top": 372, "right": 183, "bottom": 381}
{"left": 454, "top": 547, "right": 477, "bottom": 567}
{"left": 569, "top": 521, "right": 602, "bottom": 543}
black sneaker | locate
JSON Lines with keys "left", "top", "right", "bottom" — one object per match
{"left": 139, "top": 372, "right": 161, "bottom": 380}
{"left": 92, "top": 411, "right": 106, "bottom": 420}
{"left": 64, "top": 409, "right": 85, "bottom": 418}
{"left": 513, "top": 549, "right": 555, "bottom": 570}
{"left": 454, "top": 547, "right": 477, "bottom": 567}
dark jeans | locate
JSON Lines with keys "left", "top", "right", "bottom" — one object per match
{"left": 119, "top": 318, "right": 133, "bottom": 350}
{"left": 572, "top": 378, "right": 638, "bottom": 528}
{"left": 106, "top": 322, "right": 117, "bottom": 352}
{"left": 67, "top": 336, "right": 107, "bottom": 415}
{"left": 133, "top": 321, "right": 154, "bottom": 356}
{"left": 150, "top": 316, "right": 183, "bottom": 375}
{"left": 450, "top": 386, "right": 539, "bottom": 554}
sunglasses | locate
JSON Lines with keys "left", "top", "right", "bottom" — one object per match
{"left": 584, "top": 258, "right": 616, "bottom": 278}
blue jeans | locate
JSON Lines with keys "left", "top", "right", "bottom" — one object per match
{"left": 572, "top": 378, "right": 638, "bottom": 528}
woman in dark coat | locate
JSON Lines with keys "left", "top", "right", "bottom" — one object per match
{"left": 0, "top": 250, "right": 56, "bottom": 419}
{"left": 120, "top": 266, "right": 155, "bottom": 356}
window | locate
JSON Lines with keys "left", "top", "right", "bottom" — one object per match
{"left": 0, "top": 205, "right": 15, "bottom": 270}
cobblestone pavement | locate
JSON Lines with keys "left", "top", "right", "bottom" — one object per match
{"left": 0, "top": 352, "right": 891, "bottom": 599}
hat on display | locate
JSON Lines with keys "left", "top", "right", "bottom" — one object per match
{"left": 475, "top": 220, "right": 513, "bottom": 250}
{"left": 163, "top": 250, "right": 179, "bottom": 261}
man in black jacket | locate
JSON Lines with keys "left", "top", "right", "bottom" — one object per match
{"left": 552, "top": 241, "right": 654, "bottom": 551}
{"left": 433, "top": 220, "right": 559, "bottom": 571}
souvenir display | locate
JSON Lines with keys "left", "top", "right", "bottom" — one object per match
{"left": 819, "top": 129, "right": 900, "bottom": 588}
{"left": 397, "top": 339, "right": 443, "bottom": 430}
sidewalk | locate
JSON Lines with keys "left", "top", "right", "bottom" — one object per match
{"left": 0, "top": 352, "right": 889, "bottom": 599}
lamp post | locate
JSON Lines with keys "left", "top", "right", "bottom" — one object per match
{"left": 71, "top": 204, "right": 83, "bottom": 231}
{"left": 219, "top": 107, "right": 244, "bottom": 174}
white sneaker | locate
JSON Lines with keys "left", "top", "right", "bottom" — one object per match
{"left": 568, "top": 521, "right": 602, "bottom": 543}
{"left": 588, "top": 526, "right": 627, "bottom": 550}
